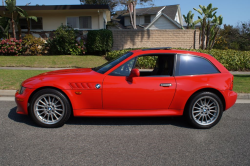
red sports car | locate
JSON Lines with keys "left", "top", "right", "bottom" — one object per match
{"left": 15, "top": 48, "right": 237, "bottom": 128}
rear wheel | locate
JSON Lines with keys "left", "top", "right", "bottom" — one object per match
{"left": 186, "top": 92, "right": 223, "bottom": 129}
{"left": 29, "top": 88, "right": 71, "bottom": 128}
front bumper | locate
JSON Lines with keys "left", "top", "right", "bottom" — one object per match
{"left": 15, "top": 88, "right": 35, "bottom": 115}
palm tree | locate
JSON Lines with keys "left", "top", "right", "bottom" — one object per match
{"left": 193, "top": 3, "right": 218, "bottom": 49}
{"left": 18, "top": 10, "right": 37, "bottom": 34}
{"left": 5, "top": 0, "right": 23, "bottom": 38}
{"left": 183, "top": 11, "right": 195, "bottom": 29}
{"left": 209, "top": 15, "right": 223, "bottom": 49}
{"left": 0, "top": 17, "right": 10, "bottom": 38}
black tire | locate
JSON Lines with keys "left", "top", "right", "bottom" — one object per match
{"left": 29, "top": 88, "right": 71, "bottom": 128}
{"left": 185, "top": 92, "right": 223, "bottom": 129}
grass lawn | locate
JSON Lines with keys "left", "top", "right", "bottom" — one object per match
{"left": 0, "top": 70, "right": 51, "bottom": 90}
{"left": 233, "top": 75, "right": 250, "bottom": 93}
{"left": 0, "top": 69, "right": 249, "bottom": 93}
{"left": 0, "top": 55, "right": 107, "bottom": 68}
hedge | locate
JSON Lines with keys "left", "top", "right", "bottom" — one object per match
{"left": 106, "top": 48, "right": 250, "bottom": 71}
{"left": 86, "top": 29, "right": 113, "bottom": 55}
{"left": 191, "top": 49, "right": 250, "bottom": 71}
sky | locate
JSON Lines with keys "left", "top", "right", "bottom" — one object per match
{"left": 15, "top": 0, "right": 250, "bottom": 26}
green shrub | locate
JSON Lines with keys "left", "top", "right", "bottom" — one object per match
{"left": 197, "top": 49, "right": 250, "bottom": 71}
{"left": 86, "top": 29, "right": 113, "bottom": 55}
{"left": 107, "top": 48, "right": 250, "bottom": 71}
{"left": 106, "top": 48, "right": 156, "bottom": 69}
{"left": 135, "top": 56, "right": 156, "bottom": 69}
{"left": 47, "top": 25, "right": 86, "bottom": 55}
{"left": 175, "top": 49, "right": 250, "bottom": 71}
{"left": 0, "top": 38, "right": 23, "bottom": 55}
{"left": 22, "top": 34, "right": 46, "bottom": 55}
{"left": 106, "top": 48, "right": 133, "bottom": 61}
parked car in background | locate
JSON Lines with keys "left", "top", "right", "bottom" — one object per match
{"left": 15, "top": 48, "right": 237, "bottom": 129}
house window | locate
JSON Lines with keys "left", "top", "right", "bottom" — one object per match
{"left": 67, "top": 16, "right": 92, "bottom": 29}
{"left": 31, "top": 17, "right": 43, "bottom": 30}
{"left": 145, "top": 15, "right": 151, "bottom": 23}
{"left": 19, "top": 17, "right": 43, "bottom": 30}
{"left": 67, "top": 17, "right": 79, "bottom": 29}
{"left": 79, "top": 16, "right": 91, "bottom": 29}
{"left": 19, "top": 18, "right": 28, "bottom": 29}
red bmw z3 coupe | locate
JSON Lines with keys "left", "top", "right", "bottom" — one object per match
{"left": 15, "top": 48, "right": 237, "bottom": 128}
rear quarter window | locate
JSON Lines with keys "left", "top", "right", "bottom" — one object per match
{"left": 175, "top": 54, "right": 219, "bottom": 76}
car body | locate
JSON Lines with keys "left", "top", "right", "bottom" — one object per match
{"left": 15, "top": 48, "right": 237, "bottom": 128}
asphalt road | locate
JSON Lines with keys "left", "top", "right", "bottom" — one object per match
{"left": 1, "top": 101, "right": 250, "bottom": 166}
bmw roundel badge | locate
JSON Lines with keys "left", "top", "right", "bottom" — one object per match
{"left": 95, "top": 84, "right": 101, "bottom": 89}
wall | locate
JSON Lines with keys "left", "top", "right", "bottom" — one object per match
{"left": 111, "top": 29, "right": 200, "bottom": 50}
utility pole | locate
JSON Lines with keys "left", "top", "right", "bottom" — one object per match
{"left": 2, "top": 0, "right": 4, "bottom": 6}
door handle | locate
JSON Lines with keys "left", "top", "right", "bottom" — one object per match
{"left": 160, "top": 83, "right": 172, "bottom": 87}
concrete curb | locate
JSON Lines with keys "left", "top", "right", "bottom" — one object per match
{"left": 237, "top": 93, "right": 250, "bottom": 99}
{"left": 0, "top": 90, "right": 16, "bottom": 97}
{"left": 0, "top": 90, "right": 249, "bottom": 99}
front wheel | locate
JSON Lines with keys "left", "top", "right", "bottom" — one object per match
{"left": 29, "top": 88, "right": 71, "bottom": 128}
{"left": 186, "top": 92, "right": 223, "bottom": 129}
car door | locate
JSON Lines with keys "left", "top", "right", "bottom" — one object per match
{"left": 102, "top": 54, "right": 177, "bottom": 110}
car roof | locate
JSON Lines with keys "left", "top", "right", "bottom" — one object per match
{"left": 130, "top": 48, "right": 208, "bottom": 57}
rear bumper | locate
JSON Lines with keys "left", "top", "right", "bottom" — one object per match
{"left": 15, "top": 88, "right": 35, "bottom": 115}
{"left": 221, "top": 90, "right": 237, "bottom": 111}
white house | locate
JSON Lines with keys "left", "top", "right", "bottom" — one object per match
{"left": 111, "top": 5, "right": 183, "bottom": 29}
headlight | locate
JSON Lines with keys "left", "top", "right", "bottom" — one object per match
{"left": 19, "top": 86, "right": 26, "bottom": 94}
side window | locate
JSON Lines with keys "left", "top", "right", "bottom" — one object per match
{"left": 109, "top": 58, "right": 136, "bottom": 76}
{"left": 135, "top": 55, "right": 174, "bottom": 77}
{"left": 135, "top": 56, "right": 157, "bottom": 69}
{"left": 176, "top": 54, "right": 219, "bottom": 76}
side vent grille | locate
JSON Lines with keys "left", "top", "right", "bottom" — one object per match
{"left": 69, "top": 83, "right": 100, "bottom": 90}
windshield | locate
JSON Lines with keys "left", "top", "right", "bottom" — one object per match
{"left": 93, "top": 52, "right": 133, "bottom": 74}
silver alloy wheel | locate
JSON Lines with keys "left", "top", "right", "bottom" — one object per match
{"left": 192, "top": 96, "right": 220, "bottom": 126}
{"left": 33, "top": 94, "right": 65, "bottom": 125}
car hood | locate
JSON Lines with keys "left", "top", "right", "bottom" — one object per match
{"left": 38, "top": 68, "right": 94, "bottom": 76}
{"left": 22, "top": 68, "right": 104, "bottom": 89}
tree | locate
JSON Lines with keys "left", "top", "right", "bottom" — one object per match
{"left": 81, "top": 0, "right": 153, "bottom": 30}
{"left": 0, "top": 17, "right": 10, "bottom": 38}
{"left": 193, "top": 3, "right": 219, "bottom": 50}
{"left": 18, "top": 10, "right": 37, "bottom": 34}
{"left": 235, "top": 21, "right": 250, "bottom": 50}
{"left": 209, "top": 15, "right": 223, "bottom": 49}
{"left": 183, "top": 11, "right": 195, "bottom": 29}
{"left": 119, "top": 0, "right": 153, "bottom": 29}
{"left": 4, "top": 0, "right": 23, "bottom": 38}
{"left": 80, "top": 0, "right": 119, "bottom": 13}
{"left": 213, "top": 24, "right": 240, "bottom": 50}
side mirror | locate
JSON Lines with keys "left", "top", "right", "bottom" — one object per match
{"left": 126, "top": 68, "right": 140, "bottom": 82}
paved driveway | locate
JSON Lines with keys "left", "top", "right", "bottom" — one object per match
{"left": 1, "top": 101, "right": 250, "bottom": 165}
